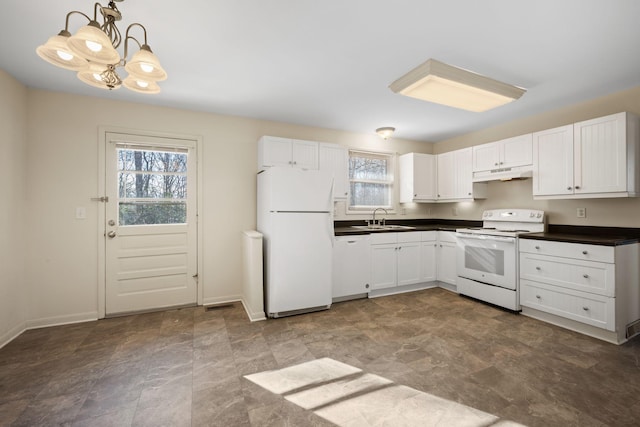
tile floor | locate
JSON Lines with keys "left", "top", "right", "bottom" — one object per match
{"left": 1, "top": 287, "right": 639, "bottom": 426}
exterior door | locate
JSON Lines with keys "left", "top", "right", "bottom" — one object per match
{"left": 104, "top": 131, "right": 198, "bottom": 315}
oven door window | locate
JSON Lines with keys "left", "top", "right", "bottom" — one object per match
{"left": 465, "top": 246, "right": 504, "bottom": 275}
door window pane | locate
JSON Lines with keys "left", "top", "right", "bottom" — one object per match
{"left": 117, "top": 148, "right": 188, "bottom": 225}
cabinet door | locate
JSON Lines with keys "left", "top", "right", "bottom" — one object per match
{"left": 319, "top": 143, "right": 349, "bottom": 199}
{"left": 455, "top": 148, "right": 473, "bottom": 199}
{"left": 472, "top": 142, "right": 500, "bottom": 172}
{"left": 437, "top": 151, "right": 456, "bottom": 200}
{"left": 291, "top": 139, "right": 319, "bottom": 170}
{"left": 574, "top": 113, "right": 627, "bottom": 194}
{"left": 397, "top": 242, "right": 421, "bottom": 286}
{"left": 501, "top": 134, "right": 533, "bottom": 168}
{"left": 414, "top": 154, "right": 436, "bottom": 200}
{"left": 370, "top": 244, "right": 397, "bottom": 290}
{"left": 532, "top": 125, "right": 574, "bottom": 197}
{"left": 437, "top": 242, "right": 457, "bottom": 285}
{"left": 420, "top": 241, "right": 437, "bottom": 282}
{"left": 260, "top": 136, "right": 293, "bottom": 168}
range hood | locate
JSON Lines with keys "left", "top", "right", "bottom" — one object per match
{"left": 472, "top": 165, "right": 533, "bottom": 182}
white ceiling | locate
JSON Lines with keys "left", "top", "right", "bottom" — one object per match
{"left": 3, "top": 1, "right": 640, "bottom": 142}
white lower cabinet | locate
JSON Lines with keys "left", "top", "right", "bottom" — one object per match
{"left": 420, "top": 231, "right": 437, "bottom": 282}
{"left": 436, "top": 231, "right": 457, "bottom": 288}
{"left": 332, "top": 235, "right": 372, "bottom": 300}
{"left": 370, "top": 232, "right": 421, "bottom": 290}
{"left": 519, "top": 238, "right": 640, "bottom": 344}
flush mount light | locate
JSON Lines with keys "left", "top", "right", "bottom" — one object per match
{"left": 376, "top": 127, "right": 396, "bottom": 139}
{"left": 36, "top": 0, "right": 166, "bottom": 94}
{"left": 389, "top": 59, "right": 525, "bottom": 112}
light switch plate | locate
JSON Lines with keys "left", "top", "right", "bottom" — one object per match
{"left": 76, "top": 207, "right": 86, "bottom": 219}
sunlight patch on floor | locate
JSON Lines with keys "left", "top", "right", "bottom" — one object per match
{"left": 245, "top": 358, "right": 526, "bottom": 427}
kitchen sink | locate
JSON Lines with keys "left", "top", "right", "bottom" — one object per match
{"left": 351, "top": 225, "right": 416, "bottom": 231}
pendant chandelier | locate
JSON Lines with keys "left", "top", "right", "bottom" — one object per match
{"left": 36, "top": 0, "right": 166, "bottom": 94}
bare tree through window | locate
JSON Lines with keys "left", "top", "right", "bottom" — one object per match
{"left": 118, "top": 148, "right": 188, "bottom": 225}
{"left": 348, "top": 151, "right": 393, "bottom": 209}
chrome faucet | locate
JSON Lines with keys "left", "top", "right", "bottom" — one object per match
{"left": 370, "top": 208, "right": 388, "bottom": 227}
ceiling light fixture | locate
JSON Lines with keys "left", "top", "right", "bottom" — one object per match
{"left": 376, "top": 127, "right": 396, "bottom": 139}
{"left": 36, "top": 0, "right": 166, "bottom": 94}
{"left": 389, "top": 59, "right": 525, "bottom": 112}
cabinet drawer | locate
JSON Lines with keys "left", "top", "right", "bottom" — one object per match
{"left": 370, "top": 232, "right": 397, "bottom": 245}
{"left": 520, "top": 253, "right": 615, "bottom": 297}
{"left": 421, "top": 231, "right": 437, "bottom": 242}
{"left": 519, "top": 239, "right": 614, "bottom": 263}
{"left": 397, "top": 231, "right": 422, "bottom": 243}
{"left": 520, "top": 279, "right": 615, "bottom": 331}
{"left": 438, "top": 231, "right": 457, "bottom": 243}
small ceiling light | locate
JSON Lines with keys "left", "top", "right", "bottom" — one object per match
{"left": 376, "top": 127, "right": 396, "bottom": 139}
{"left": 389, "top": 59, "right": 525, "bottom": 112}
{"left": 36, "top": 0, "right": 166, "bottom": 94}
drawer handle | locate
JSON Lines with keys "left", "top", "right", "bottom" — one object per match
{"left": 535, "top": 246, "right": 540, "bottom": 250}
{"left": 583, "top": 306, "right": 589, "bottom": 311}
{"left": 582, "top": 250, "right": 588, "bottom": 255}
{"left": 535, "top": 266, "right": 541, "bottom": 271}
{"left": 583, "top": 274, "right": 589, "bottom": 279}
{"left": 536, "top": 295, "right": 541, "bottom": 299}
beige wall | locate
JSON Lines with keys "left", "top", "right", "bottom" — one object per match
{"left": 430, "top": 86, "right": 640, "bottom": 227}
{"left": 9, "top": 70, "right": 640, "bottom": 334}
{"left": 0, "top": 70, "right": 28, "bottom": 346}
{"left": 21, "top": 85, "right": 431, "bottom": 326}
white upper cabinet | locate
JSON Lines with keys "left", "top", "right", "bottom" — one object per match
{"left": 533, "top": 112, "right": 640, "bottom": 199}
{"left": 319, "top": 143, "right": 349, "bottom": 200}
{"left": 437, "top": 148, "right": 486, "bottom": 202}
{"left": 473, "top": 134, "right": 533, "bottom": 172}
{"left": 532, "top": 124, "right": 574, "bottom": 197}
{"left": 574, "top": 113, "right": 636, "bottom": 195}
{"left": 399, "top": 153, "right": 436, "bottom": 203}
{"left": 258, "top": 136, "right": 319, "bottom": 171}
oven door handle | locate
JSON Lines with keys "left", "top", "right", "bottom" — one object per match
{"left": 455, "top": 233, "right": 515, "bottom": 243}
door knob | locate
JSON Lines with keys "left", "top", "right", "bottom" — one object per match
{"left": 107, "top": 231, "right": 116, "bottom": 238}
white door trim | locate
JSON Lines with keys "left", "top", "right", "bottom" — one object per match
{"left": 97, "top": 126, "right": 204, "bottom": 319}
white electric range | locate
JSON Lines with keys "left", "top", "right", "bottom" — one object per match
{"left": 455, "top": 209, "right": 546, "bottom": 311}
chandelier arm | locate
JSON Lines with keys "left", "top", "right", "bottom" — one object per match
{"left": 93, "top": 3, "right": 102, "bottom": 22}
{"left": 125, "top": 23, "right": 149, "bottom": 46}
{"left": 63, "top": 10, "right": 92, "bottom": 33}
{"left": 123, "top": 35, "right": 142, "bottom": 63}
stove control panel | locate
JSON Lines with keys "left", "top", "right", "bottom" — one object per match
{"left": 482, "top": 209, "right": 545, "bottom": 223}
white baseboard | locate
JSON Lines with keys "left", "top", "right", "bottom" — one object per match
{"left": 0, "top": 321, "right": 27, "bottom": 350}
{"left": 241, "top": 299, "right": 266, "bottom": 322}
{"left": 368, "top": 282, "right": 437, "bottom": 299}
{"left": 202, "top": 294, "right": 243, "bottom": 306}
{"left": 25, "top": 311, "right": 98, "bottom": 330}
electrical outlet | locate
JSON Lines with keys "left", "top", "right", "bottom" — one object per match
{"left": 401, "top": 208, "right": 406, "bottom": 215}
{"left": 452, "top": 207, "right": 458, "bottom": 216}
{"left": 576, "top": 207, "right": 586, "bottom": 218}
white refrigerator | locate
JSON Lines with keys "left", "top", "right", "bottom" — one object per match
{"left": 257, "top": 167, "right": 334, "bottom": 318}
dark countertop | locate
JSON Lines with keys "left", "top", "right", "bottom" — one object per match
{"left": 519, "top": 225, "right": 640, "bottom": 246}
{"left": 334, "top": 219, "right": 480, "bottom": 236}
{"left": 335, "top": 220, "right": 640, "bottom": 245}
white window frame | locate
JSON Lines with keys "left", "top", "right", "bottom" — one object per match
{"left": 347, "top": 149, "right": 395, "bottom": 214}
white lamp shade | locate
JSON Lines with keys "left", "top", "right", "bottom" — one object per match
{"left": 123, "top": 76, "right": 161, "bottom": 94}
{"left": 36, "top": 34, "right": 88, "bottom": 71}
{"left": 67, "top": 24, "right": 120, "bottom": 64}
{"left": 125, "top": 48, "right": 167, "bottom": 81}
{"left": 77, "top": 64, "right": 120, "bottom": 90}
